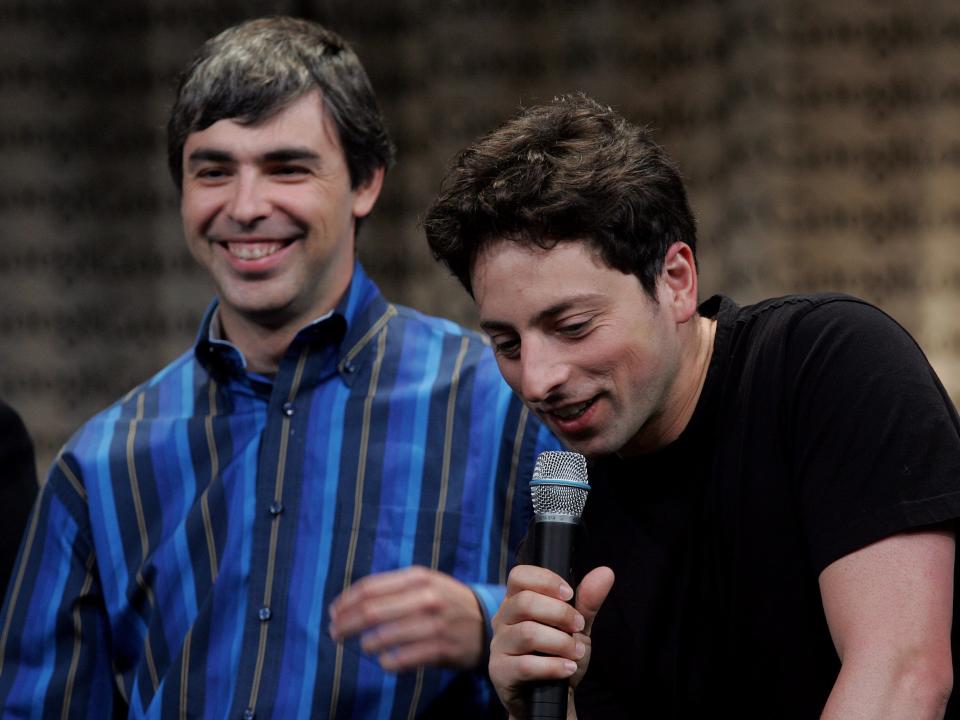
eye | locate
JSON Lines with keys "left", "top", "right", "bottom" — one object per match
{"left": 491, "top": 335, "right": 520, "bottom": 359}
{"left": 195, "top": 166, "right": 230, "bottom": 181}
{"left": 557, "top": 317, "right": 592, "bottom": 337}
{"left": 270, "top": 163, "right": 310, "bottom": 178}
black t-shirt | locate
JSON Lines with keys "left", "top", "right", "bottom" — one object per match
{"left": 565, "top": 294, "right": 960, "bottom": 718}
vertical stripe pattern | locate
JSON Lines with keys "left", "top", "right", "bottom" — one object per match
{"left": 329, "top": 318, "right": 391, "bottom": 720}
{"left": 0, "top": 263, "right": 560, "bottom": 719}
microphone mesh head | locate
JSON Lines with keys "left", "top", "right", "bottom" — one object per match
{"left": 530, "top": 451, "right": 590, "bottom": 520}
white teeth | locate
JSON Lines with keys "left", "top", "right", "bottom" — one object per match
{"left": 226, "top": 242, "right": 283, "bottom": 260}
{"left": 553, "top": 401, "right": 590, "bottom": 419}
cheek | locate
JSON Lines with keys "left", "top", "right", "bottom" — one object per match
{"left": 182, "top": 189, "right": 226, "bottom": 233}
{"left": 617, "top": 346, "right": 660, "bottom": 385}
{"left": 576, "top": 336, "right": 629, "bottom": 379}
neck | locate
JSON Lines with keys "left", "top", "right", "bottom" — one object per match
{"left": 216, "top": 263, "right": 354, "bottom": 374}
{"left": 663, "top": 314, "right": 717, "bottom": 445}
{"left": 625, "top": 312, "right": 717, "bottom": 455}
{"left": 219, "top": 312, "right": 302, "bottom": 374}
{"left": 218, "top": 292, "right": 344, "bottom": 375}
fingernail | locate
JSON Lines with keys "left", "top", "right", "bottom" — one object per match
{"left": 573, "top": 614, "right": 584, "bottom": 631}
{"left": 559, "top": 583, "right": 574, "bottom": 601}
{"left": 562, "top": 660, "right": 578, "bottom": 674}
{"left": 574, "top": 641, "right": 585, "bottom": 659}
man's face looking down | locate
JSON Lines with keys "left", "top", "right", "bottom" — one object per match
{"left": 473, "top": 239, "right": 696, "bottom": 457}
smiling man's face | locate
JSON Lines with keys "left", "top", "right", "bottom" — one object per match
{"left": 180, "top": 90, "right": 382, "bottom": 334}
{"left": 472, "top": 239, "right": 694, "bottom": 457}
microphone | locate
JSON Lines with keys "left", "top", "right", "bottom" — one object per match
{"left": 527, "top": 450, "right": 591, "bottom": 720}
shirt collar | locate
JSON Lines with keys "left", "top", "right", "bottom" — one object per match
{"left": 193, "top": 259, "right": 389, "bottom": 381}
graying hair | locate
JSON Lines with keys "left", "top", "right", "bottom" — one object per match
{"left": 167, "top": 16, "right": 395, "bottom": 191}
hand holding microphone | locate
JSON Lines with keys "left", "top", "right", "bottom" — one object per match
{"left": 489, "top": 451, "right": 615, "bottom": 720}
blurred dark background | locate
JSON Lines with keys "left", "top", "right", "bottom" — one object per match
{"left": 2, "top": 0, "right": 958, "bottom": 476}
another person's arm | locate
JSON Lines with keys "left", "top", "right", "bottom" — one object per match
{"left": 0, "top": 457, "right": 113, "bottom": 717}
{"left": 819, "top": 528, "right": 954, "bottom": 720}
{"left": 0, "top": 399, "right": 38, "bottom": 598}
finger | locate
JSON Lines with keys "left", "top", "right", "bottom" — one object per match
{"left": 575, "top": 566, "right": 615, "bottom": 636}
{"left": 330, "top": 569, "right": 441, "bottom": 639}
{"left": 360, "top": 615, "right": 436, "bottom": 655}
{"left": 490, "top": 652, "right": 579, "bottom": 685}
{"left": 494, "top": 588, "right": 585, "bottom": 634}
{"left": 330, "top": 591, "right": 424, "bottom": 640}
{"left": 329, "top": 566, "right": 427, "bottom": 616}
{"left": 376, "top": 637, "right": 450, "bottom": 672}
{"left": 505, "top": 564, "right": 575, "bottom": 602}
{"left": 491, "top": 619, "right": 586, "bottom": 662}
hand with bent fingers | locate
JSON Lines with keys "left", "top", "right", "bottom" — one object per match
{"left": 488, "top": 565, "right": 615, "bottom": 720}
{"left": 328, "top": 565, "right": 486, "bottom": 672}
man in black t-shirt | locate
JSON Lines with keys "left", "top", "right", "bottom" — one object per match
{"left": 425, "top": 93, "right": 960, "bottom": 718}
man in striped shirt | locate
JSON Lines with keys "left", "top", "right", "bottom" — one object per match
{"left": 0, "top": 17, "right": 557, "bottom": 719}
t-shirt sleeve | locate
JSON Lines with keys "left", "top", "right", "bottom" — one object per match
{"left": 785, "top": 298, "right": 960, "bottom": 573}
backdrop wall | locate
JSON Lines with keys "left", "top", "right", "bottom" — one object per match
{"left": 2, "top": 0, "right": 958, "bottom": 475}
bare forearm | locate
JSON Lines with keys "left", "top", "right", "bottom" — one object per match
{"left": 821, "top": 660, "right": 952, "bottom": 720}
{"left": 819, "top": 531, "right": 955, "bottom": 720}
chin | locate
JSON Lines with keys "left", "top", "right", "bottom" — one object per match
{"left": 554, "top": 434, "right": 609, "bottom": 459}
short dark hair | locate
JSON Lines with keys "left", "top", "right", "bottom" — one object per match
{"left": 167, "top": 16, "right": 395, "bottom": 191}
{"left": 424, "top": 93, "right": 697, "bottom": 298}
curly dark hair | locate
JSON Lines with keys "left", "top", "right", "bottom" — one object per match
{"left": 424, "top": 93, "right": 696, "bottom": 298}
{"left": 167, "top": 16, "right": 394, "bottom": 192}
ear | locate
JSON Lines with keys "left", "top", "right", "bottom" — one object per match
{"left": 660, "top": 241, "right": 699, "bottom": 323}
{"left": 351, "top": 165, "right": 385, "bottom": 219}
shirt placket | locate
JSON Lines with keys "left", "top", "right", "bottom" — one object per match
{"left": 235, "top": 344, "right": 311, "bottom": 720}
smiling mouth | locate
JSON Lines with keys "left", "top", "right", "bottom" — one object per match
{"left": 222, "top": 240, "right": 293, "bottom": 260}
{"left": 549, "top": 398, "right": 595, "bottom": 420}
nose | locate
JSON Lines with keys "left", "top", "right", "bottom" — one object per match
{"left": 226, "top": 170, "right": 270, "bottom": 228}
{"left": 518, "top": 339, "right": 570, "bottom": 405}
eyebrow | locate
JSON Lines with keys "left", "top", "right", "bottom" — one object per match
{"left": 480, "top": 293, "right": 606, "bottom": 333}
{"left": 185, "top": 146, "right": 322, "bottom": 167}
{"left": 186, "top": 149, "right": 233, "bottom": 167}
{"left": 262, "top": 147, "right": 322, "bottom": 163}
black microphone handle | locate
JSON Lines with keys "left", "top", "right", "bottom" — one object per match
{"left": 527, "top": 519, "right": 577, "bottom": 720}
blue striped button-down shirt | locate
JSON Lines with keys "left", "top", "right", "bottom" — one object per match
{"left": 0, "top": 263, "right": 558, "bottom": 719}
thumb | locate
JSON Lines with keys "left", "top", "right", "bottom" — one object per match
{"left": 575, "top": 566, "right": 615, "bottom": 636}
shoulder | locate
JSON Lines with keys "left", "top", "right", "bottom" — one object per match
{"left": 724, "top": 293, "right": 920, "bottom": 363}
{"left": 732, "top": 292, "right": 886, "bottom": 332}
{"left": 387, "top": 302, "right": 499, "bottom": 372}
{"left": 710, "top": 292, "right": 952, "bottom": 440}
{"left": 766, "top": 294, "right": 930, "bottom": 378}
{"left": 389, "top": 302, "right": 488, "bottom": 343}
{"left": 384, "top": 305, "right": 557, "bottom": 461}
{"left": 63, "top": 348, "right": 200, "bottom": 453}
{"left": 0, "top": 398, "right": 36, "bottom": 486}
{"left": 0, "top": 398, "right": 31, "bottom": 445}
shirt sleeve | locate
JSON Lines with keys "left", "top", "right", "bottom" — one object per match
{"left": 466, "top": 581, "right": 505, "bottom": 671}
{"left": 0, "top": 454, "right": 116, "bottom": 718}
{"left": 785, "top": 299, "right": 960, "bottom": 573}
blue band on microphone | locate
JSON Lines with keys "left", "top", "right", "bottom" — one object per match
{"left": 529, "top": 479, "right": 591, "bottom": 490}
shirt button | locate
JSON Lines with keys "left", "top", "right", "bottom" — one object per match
{"left": 258, "top": 606, "right": 272, "bottom": 621}
{"left": 268, "top": 501, "right": 284, "bottom": 516}
{"left": 281, "top": 402, "right": 295, "bottom": 416}
{"left": 242, "top": 710, "right": 255, "bottom": 720}
{"left": 344, "top": 362, "right": 356, "bottom": 374}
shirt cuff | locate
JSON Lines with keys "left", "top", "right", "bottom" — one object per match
{"left": 468, "top": 582, "right": 506, "bottom": 671}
